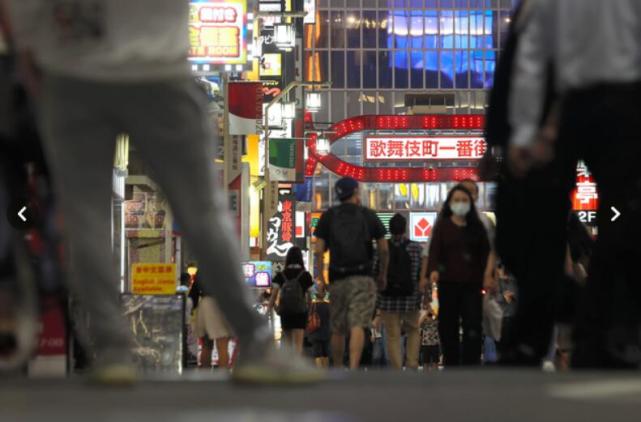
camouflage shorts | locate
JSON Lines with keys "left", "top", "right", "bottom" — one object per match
{"left": 329, "top": 275, "right": 377, "bottom": 335}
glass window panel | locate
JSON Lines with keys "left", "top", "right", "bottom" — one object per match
{"left": 454, "top": 10, "right": 469, "bottom": 49}
{"left": 424, "top": 10, "right": 439, "bottom": 48}
{"left": 363, "top": 51, "right": 377, "bottom": 88}
{"left": 331, "top": 0, "right": 345, "bottom": 7}
{"left": 393, "top": 51, "right": 408, "bottom": 89}
{"left": 346, "top": 0, "right": 361, "bottom": 8}
{"left": 426, "top": 0, "right": 438, "bottom": 6}
{"left": 378, "top": 92, "right": 393, "bottom": 115}
{"left": 346, "top": 12, "right": 361, "bottom": 48}
{"left": 315, "top": 91, "right": 330, "bottom": 126}
{"left": 363, "top": 11, "right": 377, "bottom": 48}
{"left": 362, "top": 0, "right": 378, "bottom": 7}
{"left": 391, "top": 14, "right": 407, "bottom": 49}
{"left": 410, "top": 0, "right": 423, "bottom": 8}
{"left": 484, "top": 50, "right": 497, "bottom": 88}
{"left": 319, "top": 0, "right": 329, "bottom": 7}
{"left": 316, "top": 11, "right": 329, "bottom": 48}
{"left": 347, "top": 91, "right": 361, "bottom": 118}
{"left": 346, "top": 50, "right": 362, "bottom": 88}
{"left": 378, "top": 11, "right": 390, "bottom": 48}
{"left": 331, "top": 50, "right": 345, "bottom": 88}
{"left": 331, "top": 11, "right": 345, "bottom": 48}
{"left": 440, "top": 11, "right": 454, "bottom": 48}
{"left": 317, "top": 50, "right": 329, "bottom": 83}
{"left": 470, "top": 50, "right": 485, "bottom": 88}
{"left": 378, "top": 50, "right": 392, "bottom": 88}
{"left": 362, "top": 91, "right": 377, "bottom": 115}
{"left": 410, "top": 50, "right": 424, "bottom": 88}
{"left": 440, "top": 50, "right": 454, "bottom": 88}
{"left": 425, "top": 51, "right": 439, "bottom": 88}
{"left": 409, "top": 12, "right": 423, "bottom": 49}
{"left": 330, "top": 91, "right": 345, "bottom": 122}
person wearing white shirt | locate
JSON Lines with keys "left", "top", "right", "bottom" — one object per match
{"left": 507, "top": 0, "right": 641, "bottom": 369}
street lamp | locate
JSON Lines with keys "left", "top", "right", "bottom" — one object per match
{"left": 274, "top": 23, "right": 296, "bottom": 49}
{"left": 305, "top": 92, "right": 322, "bottom": 112}
{"left": 316, "top": 137, "right": 330, "bottom": 156}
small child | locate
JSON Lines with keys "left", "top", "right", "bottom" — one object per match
{"left": 420, "top": 309, "right": 441, "bottom": 370}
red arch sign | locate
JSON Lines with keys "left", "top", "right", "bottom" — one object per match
{"left": 305, "top": 114, "right": 486, "bottom": 182}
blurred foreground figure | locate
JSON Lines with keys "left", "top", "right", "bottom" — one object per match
{"left": 6, "top": 0, "right": 321, "bottom": 383}
{"left": 507, "top": 0, "right": 641, "bottom": 368}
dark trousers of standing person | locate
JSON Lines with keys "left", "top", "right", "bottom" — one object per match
{"left": 495, "top": 142, "right": 574, "bottom": 366}
{"left": 438, "top": 282, "right": 483, "bottom": 366}
{"left": 560, "top": 83, "right": 641, "bottom": 369}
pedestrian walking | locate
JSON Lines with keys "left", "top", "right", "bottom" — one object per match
{"left": 314, "top": 177, "right": 388, "bottom": 370}
{"left": 189, "top": 274, "right": 233, "bottom": 370}
{"left": 376, "top": 213, "right": 423, "bottom": 370}
{"left": 506, "top": 0, "right": 641, "bottom": 369}
{"left": 269, "top": 247, "right": 314, "bottom": 355}
{"left": 4, "top": 0, "right": 321, "bottom": 383}
{"left": 307, "top": 283, "right": 331, "bottom": 369}
{"left": 427, "top": 185, "right": 492, "bottom": 366}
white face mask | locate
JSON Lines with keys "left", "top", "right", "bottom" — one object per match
{"left": 450, "top": 201, "right": 471, "bottom": 217}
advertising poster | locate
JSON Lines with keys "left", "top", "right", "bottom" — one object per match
{"left": 572, "top": 161, "right": 598, "bottom": 211}
{"left": 189, "top": 0, "right": 247, "bottom": 64}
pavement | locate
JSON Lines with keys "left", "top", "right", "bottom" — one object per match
{"left": 2, "top": 369, "right": 641, "bottom": 422}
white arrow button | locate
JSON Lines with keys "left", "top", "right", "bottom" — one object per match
{"left": 611, "top": 206, "right": 621, "bottom": 222}
{"left": 17, "top": 206, "right": 27, "bottom": 222}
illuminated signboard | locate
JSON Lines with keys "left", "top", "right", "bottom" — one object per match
{"left": 572, "top": 161, "right": 598, "bottom": 211}
{"left": 376, "top": 212, "right": 395, "bottom": 239}
{"left": 364, "top": 137, "right": 487, "bottom": 161}
{"left": 189, "top": 0, "right": 247, "bottom": 64}
{"left": 409, "top": 212, "right": 438, "bottom": 243}
{"left": 242, "top": 261, "right": 273, "bottom": 288}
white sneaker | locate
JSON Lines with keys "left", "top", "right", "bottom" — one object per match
{"left": 232, "top": 347, "right": 326, "bottom": 385}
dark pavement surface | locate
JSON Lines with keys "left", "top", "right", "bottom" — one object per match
{"left": 2, "top": 370, "right": 641, "bottom": 421}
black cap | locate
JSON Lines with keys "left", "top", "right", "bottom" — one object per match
{"left": 335, "top": 177, "right": 359, "bottom": 201}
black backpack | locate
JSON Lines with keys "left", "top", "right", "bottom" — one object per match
{"left": 278, "top": 270, "right": 307, "bottom": 315}
{"left": 328, "top": 206, "right": 371, "bottom": 276}
{"left": 384, "top": 239, "right": 414, "bottom": 297}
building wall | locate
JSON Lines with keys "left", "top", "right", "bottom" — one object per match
{"left": 304, "top": 0, "right": 518, "bottom": 123}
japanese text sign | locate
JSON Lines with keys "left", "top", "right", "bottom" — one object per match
{"left": 131, "top": 263, "right": 177, "bottom": 295}
{"left": 364, "top": 137, "right": 487, "bottom": 161}
{"left": 572, "top": 161, "right": 599, "bottom": 211}
{"left": 189, "top": 0, "right": 246, "bottom": 64}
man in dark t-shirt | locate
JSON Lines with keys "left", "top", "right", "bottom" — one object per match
{"left": 314, "top": 177, "right": 388, "bottom": 369}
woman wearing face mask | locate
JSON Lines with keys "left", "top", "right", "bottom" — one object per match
{"left": 426, "top": 185, "right": 492, "bottom": 366}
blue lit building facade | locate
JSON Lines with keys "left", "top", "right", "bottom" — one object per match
{"left": 303, "top": 0, "right": 517, "bottom": 212}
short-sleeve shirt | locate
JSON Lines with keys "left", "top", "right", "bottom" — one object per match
{"left": 314, "top": 203, "right": 387, "bottom": 282}
{"left": 273, "top": 267, "right": 314, "bottom": 299}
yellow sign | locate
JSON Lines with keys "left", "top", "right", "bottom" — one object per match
{"left": 131, "top": 263, "right": 177, "bottom": 295}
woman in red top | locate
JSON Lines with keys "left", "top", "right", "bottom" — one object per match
{"left": 427, "top": 185, "right": 493, "bottom": 366}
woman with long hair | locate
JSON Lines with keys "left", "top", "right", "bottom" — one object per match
{"left": 269, "top": 247, "right": 314, "bottom": 354}
{"left": 427, "top": 185, "right": 492, "bottom": 366}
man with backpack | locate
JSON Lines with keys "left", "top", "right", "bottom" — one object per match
{"left": 375, "top": 213, "right": 423, "bottom": 370}
{"left": 314, "top": 177, "right": 388, "bottom": 369}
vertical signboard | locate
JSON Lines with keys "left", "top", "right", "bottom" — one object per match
{"left": 266, "top": 189, "right": 296, "bottom": 261}
{"left": 189, "top": 0, "right": 247, "bottom": 64}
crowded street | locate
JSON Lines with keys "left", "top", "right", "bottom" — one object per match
{"left": 2, "top": 0, "right": 641, "bottom": 420}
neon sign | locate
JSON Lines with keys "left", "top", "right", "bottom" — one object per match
{"left": 189, "top": 0, "right": 246, "bottom": 64}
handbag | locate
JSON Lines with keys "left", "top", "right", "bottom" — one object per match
{"left": 306, "top": 302, "right": 321, "bottom": 333}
